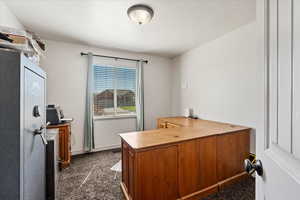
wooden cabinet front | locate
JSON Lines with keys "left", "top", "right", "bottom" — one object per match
{"left": 122, "top": 141, "right": 178, "bottom": 200}
{"left": 217, "top": 131, "right": 250, "bottom": 182}
{"left": 178, "top": 136, "right": 217, "bottom": 198}
{"left": 47, "top": 123, "right": 71, "bottom": 169}
{"left": 128, "top": 149, "right": 136, "bottom": 199}
{"left": 136, "top": 145, "right": 178, "bottom": 200}
{"left": 122, "top": 143, "right": 137, "bottom": 199}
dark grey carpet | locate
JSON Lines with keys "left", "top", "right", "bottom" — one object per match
{"left": 58, "top": 151, "right": 255, "bottom": 200}
{"left": 203, "top": 177, "right": 255, "bottom": 200}
{"left": 58, "top": 151, "right": 123, "bottom": 200}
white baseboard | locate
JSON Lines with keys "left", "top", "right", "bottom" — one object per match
{"left": 71, "top": 144, "right": 121, "bottom": 156}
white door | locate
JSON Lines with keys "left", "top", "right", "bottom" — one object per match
{"left": 256, "top": 0, "right": 300, "bottom": 199}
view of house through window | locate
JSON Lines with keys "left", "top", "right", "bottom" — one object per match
{"left": 93, "top": 65, "right": 136, "bottom": 117}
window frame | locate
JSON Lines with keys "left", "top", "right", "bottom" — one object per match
{"left": 93, "top": 64, "right": 137, "bottom": 120}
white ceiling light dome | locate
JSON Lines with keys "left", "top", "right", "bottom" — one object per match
{"left": 127, "top": 4, "right": 154, "bottom": 25}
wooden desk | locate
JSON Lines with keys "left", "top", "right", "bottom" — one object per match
{"left": 120, "top": 117, "right": 251, "bottom": 200}
{"left": 47, "top": 123, "right": 71, "bottom": 169}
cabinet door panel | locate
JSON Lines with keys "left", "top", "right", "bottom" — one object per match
{"left": 178, "top": 137, "right": 217, "bottom": 197}
{"left": 178, "top": 140, "right": 201, "bottom": 196}
{"left": 136, "top": 146, "right": 178, "bottom": 200}
{"left": 199, "top": 137, "right": 217, "bottom": 189}
{"left": 217, "top": 132, "right": 250, "bottom": 181}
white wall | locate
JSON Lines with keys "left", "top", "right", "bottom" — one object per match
{"left": 41, "top": 40, "right": 172, "bottom": 154}
{"left": 93, "top": 118, "right": 136, "bottom": 151}
{"left": 171, "top": 22, "right": 265, "bottom": 153}
{"left": 0, "top": 1, "right": 24, "bottom": 29}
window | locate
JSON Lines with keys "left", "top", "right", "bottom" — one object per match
{"left": 93, "top": 65, "right": 137, "bottom": 117}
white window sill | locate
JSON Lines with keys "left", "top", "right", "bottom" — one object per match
{"left": 93, "top": 114, "right": 137, "bottom": 120}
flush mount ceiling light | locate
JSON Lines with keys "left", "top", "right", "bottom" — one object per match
{"left": 127, "top": 4, "right": 154, "bottom": 25}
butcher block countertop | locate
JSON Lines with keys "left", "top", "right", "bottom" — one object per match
{"left": 119, "top": 117, "right": 251, "bottom": 150}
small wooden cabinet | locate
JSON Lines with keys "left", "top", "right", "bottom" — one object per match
{"left": 122, "top": 143, "right": 178, "bottom": 200}
{"left": 47, "top": 123, "right": 71, "bottom": 169}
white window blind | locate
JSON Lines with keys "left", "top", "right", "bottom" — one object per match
{"left": 93, "top": 65, "right": 137, "bottom": 117}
